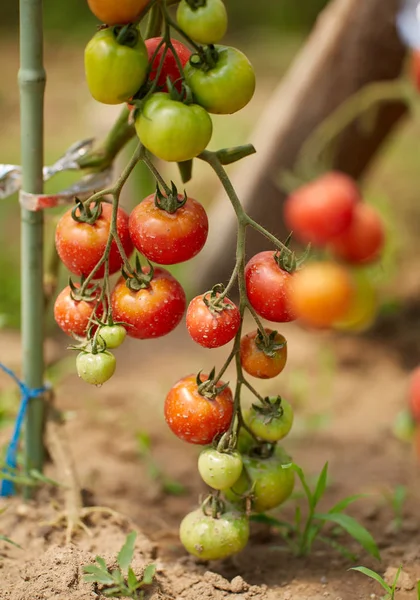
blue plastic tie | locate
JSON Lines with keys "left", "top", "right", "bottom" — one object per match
{"left": 0, "top": 362, "right": 48, "bottom": 497}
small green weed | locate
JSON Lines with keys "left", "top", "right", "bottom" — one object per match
{"left": 83, "top": 532, "right": 156, "bottom": 599}
{"left": 350, "top": 565, "right": 403, "bottom": 600}
{"left": 384, "top": 485, "right": 407, "bottom": 532}
{"left": 136, "top": 432, "right": 186, "bottom": 496}
{"left": 252, "top": 462, "right": 380, "bottom": 560}
{"left": 0, "top": 507, "right": 21, "bottom": 548}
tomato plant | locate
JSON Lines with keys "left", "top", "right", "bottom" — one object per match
{"left": 290, "top": 261, "right": 354, "bottom": 328}
{"left": 76, "top": 350, "right": 116, "bottom": 385}
{"left": 85, "top": 27, "right": 149, "bottom": 105}
{"left": 284, "top": 172, "right": 360, "bottom": 246}
{"left": 180, "top": 506, "right": 249, "bottom": 560}
{"left": 186, "top": 292, "right": 240, "bottom": 348}
{"left": 135, "top": 92, "right": 213, "bottom": 162}
{"left": 111, "top": 266, "right": 186, "bottom": 339}
{"left": 164, "top": 374, "right": 234, "bottom": 444}
{"left": 55, "top": 202, "right": 133, "bottom": 279}
{"left": 129, "top": 192, "right": 208, "bottom": 264}
{"left": 198, "top": 448, "right": 243, "bottom": 490}
{"left": 185, "top": 45, "right": 256, "bottom": 114}
{"left": 330, "top": 203, "right": 385, "bottom": 264}
{"left": 145, "top": 37, "right": 191, "bottom": 92}
{"left": 54, "top": 285, "right": 102, "bottom": 337}
{"left": 87, "top": 0, "right": 151, "bottom": 25}
{"left": 245, "top": 251, "right": 296, "bottom": 323}
{"left": 176, "top": 0, "right": 228, "bottom": 44}
{"left": 240, "top": 329, "right": 287, "bottom": 379}
{"left": 243, "top": 397, "right": 294, "bottom": 442}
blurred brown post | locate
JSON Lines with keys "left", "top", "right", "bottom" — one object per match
{"left": 196, "top": 0, "right": 407, "bottom": 290}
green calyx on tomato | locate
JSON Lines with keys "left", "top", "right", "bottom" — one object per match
{"left": 76, "top": 350, "right": 116, "bottom": 385}
{"left": 185, "top": 45, "right": 256, "bottom": 114}
{"left": 154, "top": 182, "right": 187, "bottom": 214}
{"left": 179, "top": 505, "right": 249, "bottom": 560}
{"left": 196, "top": 367, "right": 230, "bottom": 400}
{"left": 122, "top": 255, "right": 154, "bottom": 291}
{"left": 71, "top": 198, "right": 103, "bottom": 226}
{"left": 255, "top": 329, "right": 286, "bottom": 358}
{"left": 85, "top": 26, "right": 148, "bottom": 105}
{"left": 177, "top": 0, "right": 228, "bottom": 45}
{"left": 244, "top": 397, "right": 294, "bottom": 443}
{"left": 135, "top": 92, "right": 213, "bottom": 162}
{"left": 198, "top": 448, "right": 243, "bottom": 490}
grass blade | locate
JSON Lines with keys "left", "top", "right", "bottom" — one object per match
{"left": 416, "top": 579, "right": 420, "bottom": 600}
{"left": 117, "top": 532, "right": 136, "bottom": 572}
{"left": 250, "top": 514, "right": 295, "bottom": 531}
{"left": 318, "top": 535, "right": 357, "bottom": 561}
{"left": 0, "top": 534, "right": 21, "bottom": 548}
{"left": 313, "top": 462, "right": 329, "bottom": 507}
{"left": 290, "top": 464, "right": 313, "bottom": 507}
{"left": 142, "top": 564, "right": 156, "bottom": 585}
{"left": 350, "top": 566, "right": 391, "bottom": 595}
{"left": 315, "top": 513, "right": 380, "bottom": 560}
{"left": 329, "top": 494, "right": 368, "bottom": 514}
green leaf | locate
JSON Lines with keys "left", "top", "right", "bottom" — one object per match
{"left": 416, "top": 579, "right": 420, "bottom": 600}
{"left": 127, "top": 566, "right": 139, "bottom": 591}
{"left": 0, "top": 534, "right": 21, "bottom": 548}
{"left": 290, "top": 464, "right": 313, "bottom": 507}
{"left": 136, "top": 432, "right": 152, "bottom": 456}
{"left": 28, "top": 469, "right": 61, "bottom": 487}
{"left": 162, "top": 479, "right": 186, "bottom": 496}
{"left": 142, "top": 564, "right": 156, "bottom": 586}
{"left": 329, "top": 494, "right": 368, "bottom": 514}
{"left": 104, "top": 585, "right": 124, "bottom": 596}
{"left": 83, "top": 565, "right": 114, "bottom": 585}
{"left": 313, "top": 462, "right": 329, "bottom": 507}
{"left": 316, "top": 513, "right": 380, "bottom": 560}
{"left": 318, "top": 535, "right": 357, "bottom": 561}
{"left": 250, "top": 514, "right": 295, "bottom": 531}
{"left": 117, "top": 532, "right": 137, "bottom": 572}
{"left": 95, "top": 556, "right": 108, "bottom": 571}
{"left": 390, "top": 566, "right": 402, "bottom": 595}
{"left": 350, "top": 567, "right": 391, "bottom": 594}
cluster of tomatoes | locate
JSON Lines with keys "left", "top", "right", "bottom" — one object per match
{"left": 84, "top": 0, "right": 255, "bottom": 162}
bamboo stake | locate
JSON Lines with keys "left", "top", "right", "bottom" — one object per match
{"left": 19, "top": 0, "right": 46, "bottom": 479}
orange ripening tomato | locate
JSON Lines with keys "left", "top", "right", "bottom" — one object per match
{"left": 283, "top": 172, "right": 360, "bottom": 246}
{"left": 164, "top": 374, "right": 234, "bottom": 445}
{"left": 411, "top": 51, "right": 420, "bottom": 92}
{"left": 240, "top": 329, "right": 287, "bottom": 379}
{"left": 290, "top": 262, "right": 354, "bottom": 328}
{"left": 409, "top": 366, "right": 420, "bottom": 422}
{"left": 330, "top": 203, "right": 385, "bottom": 265}
{"left": 54, "top": 285, "right": 102, "bottom": 337}
{"left": 87, "top": 0, "right": 151, "bottom": 25}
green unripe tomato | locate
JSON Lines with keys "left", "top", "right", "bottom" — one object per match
{"left": 76, "top": 351, "right": 116, "bottom": 385}
{"left": 185, "top": 45, "right": 256, "bottom": 114}
{"left": 177, "top": 0, "right": 228, "bottom": 45}
{"left": 85, "top": 27, "right": 148, "bottom": 105}
{"left": 198, "top": 449, "right": 243, "bottom": 490}
{"left": 180, "top": 506, "right": 249, "bottom": 560}
{"left": 135, "top": 93, "right": 213, "bottom": 162}
{"left": 244, "top": 398, "right": 294, "bottom": 443}
{"left": 98, "top": 325, "right": 127, "bottom": 349}
{"left": 225, "top": 446, "right": 295, "bottom": 513}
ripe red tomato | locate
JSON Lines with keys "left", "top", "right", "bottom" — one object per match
{"left": 284, "top": 172, "right": 360, "bottom": 246}
{"left": 164, "top": 374, "right": 234, "bottom": 444}
{"left": 55, "top": 203, "right": 133, "bottom": 279}
{"left": 240, "top": 329, "right": 287, "bottom": 379}
{"left": 87, "top": 0, "right": 151, "bottom": 25}
{"left": 110, "top": 266, "right": 186, "bottom": 339}
{"left": 290, "top": 261, "right": 353, "bottom": 328}
{"left": 409, "top": 366, "right": 420, "bottom": 422}
{"left": 145, "top": 37, "right": 191, "bottom": 92}
{"left": 186, "top": 294, "right": 241, "bottom": 348}
{"left": 245, "top": 251, "right": 296, "bottom": 323}
{"left": 330, "top": 203, "right": 384, "bottom": 264}
{"left": 128, "top": 194, "right": 208, "bottom": 265}
{"left": 54, "top": 285, "right": 102, "bottom": 337}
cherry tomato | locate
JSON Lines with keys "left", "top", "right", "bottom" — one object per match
{"left": 245, "top": 251, "right": 296, "bottom": 323}
{"left": 240, "top": 329, "right": 287, "bottom": 379}
{"left": 136, "top": 93, "right": 212, "bottom": 162}
{"left": 164, "top": 374, "right": 234, "bottom": 444}
{"left": 128, "top": 194, "right": 208, "bottom": 265}
{"left": 284, "top": 172, "right": 360, "bottom": 246}
{"left": 98, "top": 324, "right": 127, "bottom": 349}
{"left": 185, "top": 45, "right": 255, "bottom": 114}
{"left": 243, "top": 398, "right": 294, "bottom": 442}
{"left": 330, "top": 203, "right": 385, "bottom": 264}
{"left": 409, "top": 366, "right": 420, "bottom": 422}
{"left": 76, "top": 350, "right": 116, "bottom": 385}
{"left": 180, "top": 507, "right": 249, "bottom": 560}
{"left": 54, "top": 285, "right": 102, "bottom": 337}
{"left": 333, "top": 269, "right": 377, "bottom": 332}
{"left": 176, "top": 0, "right": 228, "bottom": 44}
{"left": 145, "top": 37, "right": 191, "bottom": 92}
{"left": 225, "top": 446, "right": 295, "bottom": 513}
{"left": 198, "top": 449, "right": 243, "bottom": 490}
{"left": 111, "top": 267, "right": 186, "bottom": 339}
{"left": 85, "top": 27, "right": 148, "bottom": 105}
{"left": 55, "top": 203, "right": 133, "bottom": 279}
{"left": 87, "top": 0, "right": 151, "bottom": 25}
{"left": 290, "top": 261, "right": 353, "bottom": 328}
{"left": 186, "top": 294, "right": 241, "bottom": 348}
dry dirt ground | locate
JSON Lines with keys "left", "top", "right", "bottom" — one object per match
{"left": 1, "top": 307, "right": 420, "bottom": 600}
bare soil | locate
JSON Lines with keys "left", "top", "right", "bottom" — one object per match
{"left": 1, "top": 310, "right": 420, "bottom": 600}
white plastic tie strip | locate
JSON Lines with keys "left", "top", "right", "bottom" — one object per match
{"left": 397, "top": 0, "right": 420, "bottom": 49}
{"left": 0, "top": 139, "right": 114, "bottom": 211}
